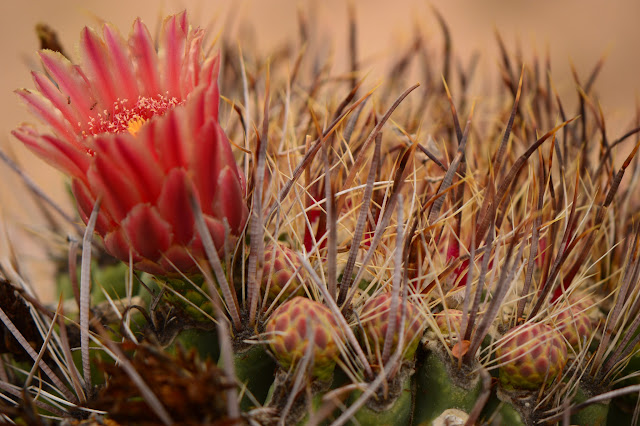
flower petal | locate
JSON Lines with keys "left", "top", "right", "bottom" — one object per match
{"left": 31, "top": 71, "right": 84, "bottom": 133}
{"left": 191, "top": 119, "right": 240, "bottom": 215}
{"left": 15, "top": 88, "right": 79, "bottom": 144}
{"left": 133, "top": 260, "right": 166, "bottom": 275}
{"left": 104, "top": 226, "right": 142, "bottom": 264}
{"left": 180, "top": 28, "right": 205, "bottom": 97}
{"left": 158, "top": 14, "right": 187, "bottom": 98}
{"left": 185, "top": 86, "right": 207, "bottom": 133}
{"left": 87, "top": 150, "right": 145, "bottom": 222}
{"left": 151, "top": 108, "right": 187, "bottom": 172}
{"left": 214, "top": 166, "right": 249, "bottom": 234}
{"left": 198, "top": 53, "right": 220, "bottom": 90}
{"left": 71, "top": 179, "right": 114, "bottom": 235}
{"left": 129, "top": 18, "right": 160, "bottom": 97}
{"left": 102, "top": 23, "right": 140, "bottom": 102}
{"left": 39, "top": 50, "right": 97, "bottom": 123}
{"left": 121, "top": 204, "right": 172, "bottom": 261}
{"left": 159, "top": 245, "right": 199, "bottom": 274}
{"left": 175, "top": 10, "right": 188, "bottom": 32}
{"left": 156, "top": 168, "right": 194, "bottom": 245}
{"left": 12, "top": 126, "right": 90, "bottom": 181}
{"left": 182, "top": 59, "right": 220, "bottom": 129}
{"left": 190, "top": 120, "right": 217, "bottom": 214}
{"left": 198, "top": 55, "right": 220, "bottom": 121}
{"left": 191, "top": 215, "right": 227, "bottom": 257}
{"left": 92, "top": 134, "right": 164, "bottom": 202}
{"left": 79, "top": 26, "right": 117, "bottom": 107}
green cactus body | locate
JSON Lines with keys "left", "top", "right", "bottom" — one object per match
{"left": 571, "top": 383, "right": 610, "bottom": 426}
{"left": 176, "top": 333, "right": 276, "bottom": 412}
{"left": 169, "top": 328, "right": 220, "bottom": 360}
{"left": 56, "top": 261, "right": 132, "bottom": 303}
{"left": 492, "top": 387, "right": 541, "bottom": 426}
{"left": 265, "top": 297, "right": 340, "bottom": 381}
{"left": 263, "top": 369, "right": 331, "bottom": 425}
{"left": 611, "top": 352, "right": 640, "bottom": 417}
{"left": 162, "top": 276, "right": 217, "bottom": 326}
{"left": 481, "top": 396, "right": 527, "bottom": 426}
{"left": 360, "top": 293, "right": 423, "bottom": 362}
{"left": 497, "top": 323, "right": 568, "bottom": 390}
{"left": 413, "top": 346, "right": 482, "bottom": 425}
{"left": 607, "top": 398, "right": 635, "bottom": 425}
{"left": 347, "top": 371, "right": 413, "bottom": 426}
{"left": 262, "top": 243, "right": 308, "bottom": 303}
{"left": 230, "top": 343, "right": 277, "bottom": 410}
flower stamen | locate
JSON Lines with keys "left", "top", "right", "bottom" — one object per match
{"left": 127, "top": 118, "right": 146, "bottom": 136}
{"left": 85, "top": 93, "right": 182, "bottom": 136}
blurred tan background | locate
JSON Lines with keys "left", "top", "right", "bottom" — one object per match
{"left": 1, "top": 0, "right": 639, "bottom": 302}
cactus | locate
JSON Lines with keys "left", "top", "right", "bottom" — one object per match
{"left": 3, "top": 5, "right": 640, "bottom": 426}
{"left": 265, "top": 297, "right": 341, "bottom": 381}
{"left": 554, "top": 302, "right": 594, "bottom": 349}
{"left": 359, "top": 292, "right": 423, "bottom": 363}
{"left": 262, "top": 243, "right": 309, "bottom": 303}
{"left": 496, "top": 323, "right": 568, "bottom": 391}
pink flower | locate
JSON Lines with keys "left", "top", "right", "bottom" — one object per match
{"left": 13, "top": 12, "right": 248, "bottom": 275}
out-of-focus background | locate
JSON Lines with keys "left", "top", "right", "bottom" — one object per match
{"left": 1, "top": 0, "right": 639, "bottom": 302}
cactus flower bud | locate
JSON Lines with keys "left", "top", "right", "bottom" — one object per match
{"left": 497, "top": 323, "right": 567, "bottom": 390}
{"left": 360, "top": 293, "right": 424, "bottom": 362}
{"left": 262, "top": 243, "right": 308, "bottom": 303}
{"left": 555, "top": 307, "right": 593, "bottom": 349}
{"left": 434, "top": 309, "right": 464, "bottom": 337}
{"left": 265, "top": 297, "right": 340, "bottom": 381}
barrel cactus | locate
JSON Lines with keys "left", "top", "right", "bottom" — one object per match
{"left": 3, "top": 5, "right": 640, "bottom": 426}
